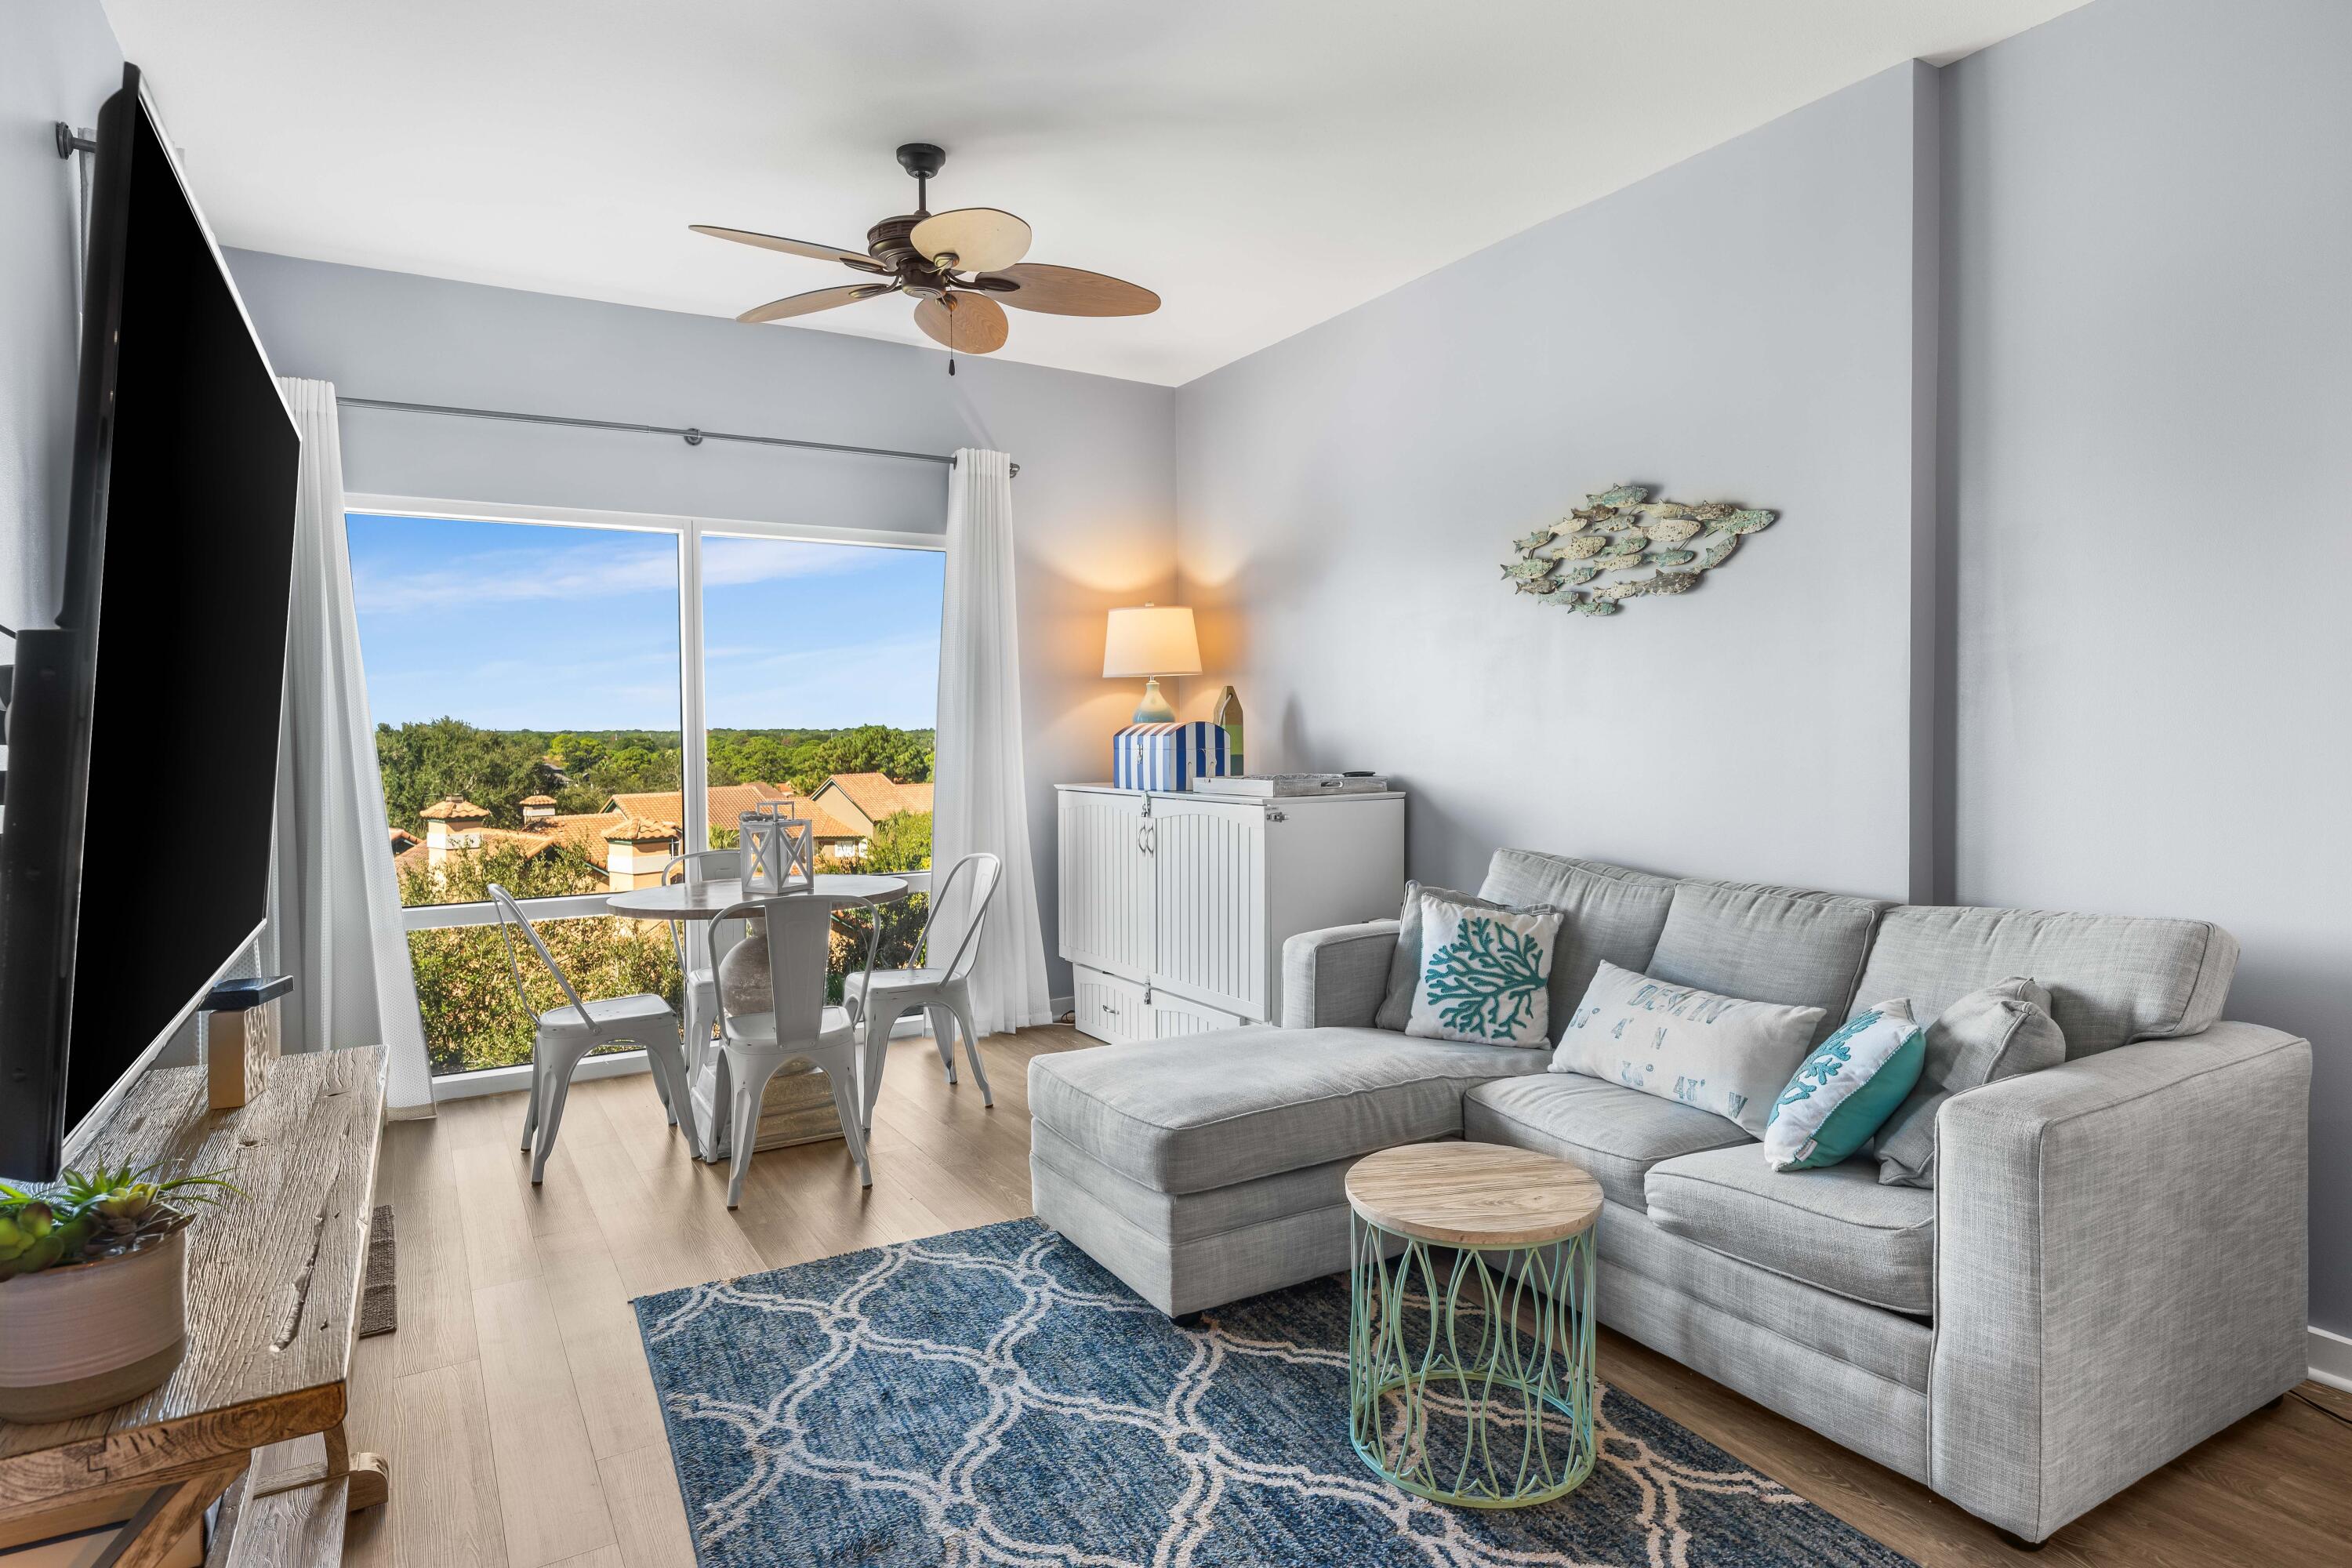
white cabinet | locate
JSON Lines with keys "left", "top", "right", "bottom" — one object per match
{"left": 1057, "top": 787, "right": 1154, "bottom": 981}
{"left": 1057, "top": 784, "right": 1405, "bottom": 1043}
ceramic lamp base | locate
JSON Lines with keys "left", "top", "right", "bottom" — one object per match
{"left": 1131, "top": 677, "right": 1176, "bottom": 723}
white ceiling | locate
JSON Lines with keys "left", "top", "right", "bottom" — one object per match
{"left": 103, "top": 0, "right": 2083, "bottom": 387}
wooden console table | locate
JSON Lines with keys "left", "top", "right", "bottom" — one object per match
{"left": 0, "top": 1045, "right": 389, "bottom": 1566}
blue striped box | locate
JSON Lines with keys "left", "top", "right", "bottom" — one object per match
{"left": 1112, "top": 721, "right": 1230, "bottom": 791}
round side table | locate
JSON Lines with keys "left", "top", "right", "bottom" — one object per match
{"left": 1345, "top": 1142, "right": 1602, "bottom": 1508}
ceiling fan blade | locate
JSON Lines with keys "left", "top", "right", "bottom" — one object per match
{"left": 975, "top": 263, "right": 1160, "bottom": 317}
{"left": 912, "top": 292, "right": 1011, "bottom": 355}
{"left": 690, "top": 224, "right": 886, "bottom": 274}
{"left": 738, "top": 281, "right": 897, "bottom": 325}
{"left": 908, "top": 208, "right": 1032, "bottom": 274}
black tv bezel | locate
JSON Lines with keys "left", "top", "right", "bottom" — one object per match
{"left": 0, "top": 64, "right": 295, "bottom": 1180}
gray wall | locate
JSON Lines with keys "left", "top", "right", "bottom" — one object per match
{"left": 1173, "top": 2, "right": 2347, "bottom": 1335}
{"left": 227, "top": 251, "right": 1179, "bottom": 1004}
{"left": 1942, "top": 0, "right": 2351, "bottom": 1335}
{"left": 1174, "top": 63, "right": 1936, "bottom": 902}
{"left": 1, "top": 0, "right": 122, "bottom": 632}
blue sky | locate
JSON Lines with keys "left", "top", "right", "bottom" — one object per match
{"left": 345, "top": 514, "right": 944, "bottom": 731}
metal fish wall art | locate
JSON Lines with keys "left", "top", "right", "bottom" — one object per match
{"left": 1500, "top": 483, "right": 1777, "bottom": 617}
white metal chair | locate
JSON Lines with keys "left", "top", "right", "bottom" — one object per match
{"left": 848, "top": 851, "right": 1003, "bottom": 1133}
{"left": 659, "top": 848, "right": 746, "bottom": 1070}
{"left": 490, "top": 884, "right": 689, "bottom": 1185}
{"left": 712, "top": 891, "right": 880, "bottom": 1207}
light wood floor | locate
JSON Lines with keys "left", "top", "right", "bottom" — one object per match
{"left": 350, "top": 1025, "right": 2352, "bottom": 1568}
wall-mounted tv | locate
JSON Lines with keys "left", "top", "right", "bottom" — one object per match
{"left": 0, "top": 64, "right": 302, "bottom": 1179}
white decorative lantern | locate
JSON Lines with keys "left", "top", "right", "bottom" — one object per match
{"left": 739, "top": 804, "right": 815, "bottom": 895}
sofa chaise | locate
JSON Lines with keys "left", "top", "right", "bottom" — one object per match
{"left": 1026, "top": 848, "right": 2310, "bottom": 1546}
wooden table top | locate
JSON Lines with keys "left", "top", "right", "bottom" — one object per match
{"left": 1345, "top": 1142, "right": 1602, "bottom": 1247}
{"left": 604, "top": 873, "right": 909, "bottom": 920}
{"left": 0, "top": 1045, "right": 387, "bottom": 1522}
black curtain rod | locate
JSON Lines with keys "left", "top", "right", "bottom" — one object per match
{"left": 334, "top": 396, "right": 1016, "bottom": 475}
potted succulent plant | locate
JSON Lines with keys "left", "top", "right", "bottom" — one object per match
{"left": 0, "top": 1162, "right": 238, "bottom": 1421}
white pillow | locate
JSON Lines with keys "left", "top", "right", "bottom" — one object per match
{"left": 1552, "top": 959, "right": 1825, "bottom": 1136}
{"left": 1403, "top": 895, "right": 1561, "bottom": 1047}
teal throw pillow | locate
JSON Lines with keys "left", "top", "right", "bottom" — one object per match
{"left": 1762, "top": 1000, "right": 1925, "bottom": 1171}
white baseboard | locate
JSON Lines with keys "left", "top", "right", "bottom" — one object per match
{"left": 2311, "top": 1326, "right": 2352, "bottom": 1392}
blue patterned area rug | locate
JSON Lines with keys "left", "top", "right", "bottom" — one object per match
{"left": 633, "top": 1218, "right": 1915, "bottom": 1567}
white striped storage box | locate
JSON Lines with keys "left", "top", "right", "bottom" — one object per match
{"left": 1112, "top": 721, "right": 1230, "bottom": 791}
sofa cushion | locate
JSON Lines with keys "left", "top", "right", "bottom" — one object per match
{"left": 1644, "top": 1143, "right": 1936, "bottom": 1314}
{"left": 1647, "top": 880, "right": 1886, "bottom": 1047}
{"left": 1479, "top": 848, "right": 1676, "bottom": 900}
{"left": 1850, "top": 905, "right": 2238, "bottom": 1058}
{"left": 1463, "top": 1073, "right": 1749, "bottom": 1211}
{"left": 1475, "top": 849, "right": 1679, "bottom": 1042}
{"left": 1027, "top": 1027, "right": 1545, "bottom": 1196}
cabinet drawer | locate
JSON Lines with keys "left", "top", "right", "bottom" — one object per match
{"left": 1073, "top": 967, "right": 1149, "bottom": 1044}
{"left": 1149, "top": 989, "right": 1249, "bottom": 1040}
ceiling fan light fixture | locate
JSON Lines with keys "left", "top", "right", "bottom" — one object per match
{"left": 692, "top": 147, "right": 1156, "bottom": 361}
{"left": 909, "top": 208, "right": 1033, "bottom": 275}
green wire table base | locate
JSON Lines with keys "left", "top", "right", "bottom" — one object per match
{"left": 1348, "top": 1218, "right": 1598, "bottom": 1508}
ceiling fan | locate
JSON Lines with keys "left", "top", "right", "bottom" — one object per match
{"left": 691, "top": 143, "right": 1160, "bottom": 368}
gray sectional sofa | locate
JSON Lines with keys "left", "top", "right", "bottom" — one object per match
{"left": 1027, "top": 848, "right": 2311, "bottom": 1545}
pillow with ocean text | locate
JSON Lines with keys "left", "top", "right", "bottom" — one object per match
{"left": 1552, "top": 959, "right": 1824, "bottom": 1137}
{"left": 1403, "top": 895, "right": 1562, "bottom": 1047}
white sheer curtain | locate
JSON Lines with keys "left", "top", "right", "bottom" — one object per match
{"left": 932, "top": 448, "right": 1054, "bottom": 1035}
{"left": 269, "top": 378, "right": 434, "bottom": 1110}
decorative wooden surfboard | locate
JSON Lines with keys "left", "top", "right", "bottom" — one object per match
{"left": 1502, "top": 483, "right": 1776, "bottom": 615}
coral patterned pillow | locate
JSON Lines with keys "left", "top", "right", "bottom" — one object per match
{"left": 1762, "top": 1000, "right": 1926, "bottom": 1171}
{"left": 1403, "top": 895, "right": 1562, "bottom": 1047}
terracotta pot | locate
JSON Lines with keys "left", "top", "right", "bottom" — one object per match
{"left": 0, "top": 1226, "right": 188, "bottom": 1421}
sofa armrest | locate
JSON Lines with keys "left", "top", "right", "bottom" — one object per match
{"left": 1279, "top": 920, "right": 1400, "bottom": 1029}
{"left": 1931, "top": 1021, "right": 2310, "bottom": 1542}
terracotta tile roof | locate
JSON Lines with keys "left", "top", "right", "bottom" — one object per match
{"left": 419, "top": 795, "right": 491, "bottom": 822}
{"left": 520, "top": 794, "right": 557, "bottom": 807}
{"left": 815, "top": 773, "right": 933, "bottom": 823}
{"left": 605, "top": 782, "right": 792, "bottom": 826}
{"left": 784, "top": 800, "right": 865, "bottom": 842}
{"left": 601, "top": 815, "right": 683, "bottom": 844}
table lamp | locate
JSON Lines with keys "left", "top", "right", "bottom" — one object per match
{"left": 1103, "top": 604, "right": 1200, "bottom": 723}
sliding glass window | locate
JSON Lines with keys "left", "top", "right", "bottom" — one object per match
{"left": 344, "top": 504, "right": 944, "bottom": 1078}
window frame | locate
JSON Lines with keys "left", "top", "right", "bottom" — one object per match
{"left": 346, "top": 492, "right": 942, "bottom": 1079}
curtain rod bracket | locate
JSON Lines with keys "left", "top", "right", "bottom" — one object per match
{"left": 54, "top": 123, "right": 98, "bottom": 159}
{"left": 683, "top": 427, "right": 703, "bottom": 447}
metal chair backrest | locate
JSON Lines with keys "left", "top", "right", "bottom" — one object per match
{"left": 661, "top": 848, "right": 745, "bottom": 973}
{"left": 488, "top": 884, "right": 597, "bottom": 1031}
{"left": 710, "top": 892, "right": 881, "bottom": 1047}
{"left": 916, "top": 852, "right": 1003, "bottom": 984}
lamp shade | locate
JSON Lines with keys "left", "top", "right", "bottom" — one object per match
{"left": 1102, "top": 604, "right": 1202, "bottom": 678}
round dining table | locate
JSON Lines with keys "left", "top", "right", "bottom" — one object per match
{"left": 604, "top": 873, "right": 910, "bottom": 1162}
{"left": 604, "top": 872, "right": 910, "bottom": 921}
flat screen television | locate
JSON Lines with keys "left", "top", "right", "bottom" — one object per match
{"left": 0, "top": 64, "right": 301, "bottom": 1180}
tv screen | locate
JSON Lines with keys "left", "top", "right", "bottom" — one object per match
{"left": 0, "top": 66, "right": 300, "bottom": 1178}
